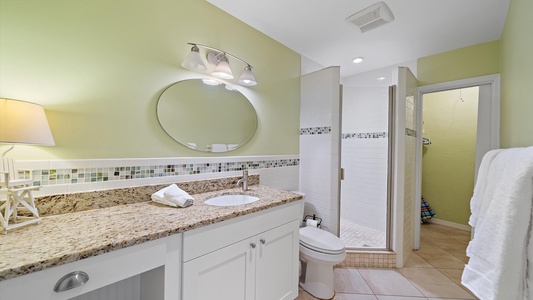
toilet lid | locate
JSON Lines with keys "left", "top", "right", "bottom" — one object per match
{"left": 299, "top": 226, "right": 345, "bottom": 254}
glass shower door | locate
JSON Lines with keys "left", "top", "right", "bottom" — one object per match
{"left": 340, "top": 84, "right": 392, "bottom": 249}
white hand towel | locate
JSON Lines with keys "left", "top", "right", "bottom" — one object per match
{"left": 151, "top": 184, "right": 194, "bottom": 208}
{"left": 462, "top": 147, "right": 533, "bottom": 300}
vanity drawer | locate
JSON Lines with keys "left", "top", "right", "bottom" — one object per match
{"left": 183, "top": 201, "right": 301, "bottom": 262}
{"left": 0, "top": 235, "right": 179, "bottom": 300}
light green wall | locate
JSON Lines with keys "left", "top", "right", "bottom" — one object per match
{"left": 0, "top": 0, "right": 301, "bottom": 159}
{"left": 417, "top": 40, "right": 501, "bottom": 87}
{"left": 422, "top": 88, "right": 479, "bottom": 225}
{"left": 500, "top": 0, "right": 533, "bottom": 147}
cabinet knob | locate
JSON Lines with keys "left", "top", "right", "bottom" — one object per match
{"left": 54, "top": 271, "right": 89, "bottom": 293}
{"left": 260, "top": 238, "right": 266, "bottom": 245}
{"left": 250, "top": 242, "right": 256, "bottom": 249}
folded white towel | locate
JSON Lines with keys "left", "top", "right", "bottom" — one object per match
{"left": 462, "top": 147, "right": 533, "bottom": 300}
{"left": 151, "top": 184, "right": 194, "bottom": 208}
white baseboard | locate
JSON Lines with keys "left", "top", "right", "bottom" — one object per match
{"left": 429, "top": 218, "right": 471, "bottom": 232}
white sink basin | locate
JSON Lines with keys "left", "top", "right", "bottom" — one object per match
{"left": 204, "top": 194, "right": 260, "bottom": 206}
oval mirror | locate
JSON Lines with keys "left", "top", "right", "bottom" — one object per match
{"left": 157, "top": 79, "right": 258, "bottom": 152}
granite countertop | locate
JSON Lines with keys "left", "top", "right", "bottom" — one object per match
{"left": 0, "top": 185, "right": 302, "bottom": 281}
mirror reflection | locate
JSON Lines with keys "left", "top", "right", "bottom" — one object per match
{"left": 157, "top": 79, "right": 258, "bottom": 152}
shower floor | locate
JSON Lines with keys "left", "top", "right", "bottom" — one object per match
{"left": 340, "top": 218, "right": 386, "bottom": 249}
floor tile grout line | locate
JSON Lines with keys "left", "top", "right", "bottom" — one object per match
{"left": 423, "top": 224, "right": 478, "bottom": 300}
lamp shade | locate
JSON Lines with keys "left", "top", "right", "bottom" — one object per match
{"left": 0, "top": 98, "right": 55, "bottom": 146}
{"left": 212, "top": 56, "right": 234, "bottom": 79}
{"left": 237, "top": 65, "right": 257, "bottom": 86}
{"left": 181, "top": 45, "right": 207, "bottom": 71}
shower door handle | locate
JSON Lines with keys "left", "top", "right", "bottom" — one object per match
{"left": 340, "top": 168, "right": 345, "bottom": 180}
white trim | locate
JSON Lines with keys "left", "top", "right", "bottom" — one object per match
{"left": 414, "top": 74, "right": 500, "bottom": 249}
{"left": 428, "top": 218, "right": 472, "bottom": 232}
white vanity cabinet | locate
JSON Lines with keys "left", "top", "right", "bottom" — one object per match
{"left": 182, "top": 201, "right": 301, "bottom": 300}
{"left": 0, "top": 234, "right": 181, "bottom": 300}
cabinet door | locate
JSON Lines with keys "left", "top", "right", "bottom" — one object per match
{"left": 255, "top": 220, "right": 299, "bottom": 300}
{"left": 182, "top": 237, "right": 256, "bottom": 300}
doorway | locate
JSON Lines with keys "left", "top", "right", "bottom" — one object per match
{"left": 421, "top": 87, "right": 479, "bottom": 227}
{"left": 414, "top": 74, "right": 500, "bottom": 249}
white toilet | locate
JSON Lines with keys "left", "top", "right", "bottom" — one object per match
{"left": 299, "top": 224, "right": 346, "bottom": 299}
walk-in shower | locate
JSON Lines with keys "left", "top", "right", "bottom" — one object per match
{"left": 301, "top": 66, "right": 418, "bottom": 267}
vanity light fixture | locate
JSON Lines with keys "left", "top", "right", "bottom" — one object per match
{"left": 211, "top": 54, "right": 234, "bottom": 79}
{"left": 182, "top": 43, "right": 257, "bottom": 86}
{"left": 181, "top": 45, "right": 207, "bottom": 71}
{"left": 237, "top": 65, "right": 257, "bottom": 86}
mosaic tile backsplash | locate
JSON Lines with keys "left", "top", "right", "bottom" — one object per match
{"left": 21, "top": 158, "right": 299, "bottom": 187}
{"left": 300, "top": 126, "right": 332, "bottom": 135}
{"left": 342, "top": 132, "right": 388, "bottom": 139}
{"left": 405, "top": 128, "right": 417, "bottom": 137}
{"left": 303, "top": 129, "right": 415, "bottom": 139}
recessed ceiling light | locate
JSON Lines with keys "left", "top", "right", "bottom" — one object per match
{"left": 352, "top": 57, "right": 364, "bottom": 64}
{"left": 377, "top": 76, "right": 386, "bottom": 81}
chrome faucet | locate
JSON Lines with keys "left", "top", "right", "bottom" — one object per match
{"left": 236, "top": 169, "right": 248, "bottom": 191}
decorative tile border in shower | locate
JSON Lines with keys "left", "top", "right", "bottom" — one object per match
{"left": 20, "top": 158, "right": 299, "bottom": 187}
{"left": 342, "top": 132, "right": 388, "bottom": 139}
{"left": 337, "top": 251, "right": 396, "bottom": 268}
{"left": 300, "top": 126, "right": 331, "bottom": 135}
{"left": 405, "top": 128, "right": 417, "bottom": 137}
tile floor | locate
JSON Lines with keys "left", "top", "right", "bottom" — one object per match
{"left": 340, "top": 218, "right": 386, "bottom": 249}
{"left": 297, "top": 222, "right": 478, "bottom": 300}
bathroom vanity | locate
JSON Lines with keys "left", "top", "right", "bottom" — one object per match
{"left": 0, "top": 184, "right": 302, "bottom": 300}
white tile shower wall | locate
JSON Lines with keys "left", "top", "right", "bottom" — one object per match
{"left": 404, "top": 135, "right": 416, "bottom": 264}
{"left": 403, "top": 89, "right": 417, "bottom": 265}
{"left": 342, "top": 86, "right": 389, "bottom": 133}
{"left": 299, "top": 67, "right": 341, "bottom": 234}
{"left": 300, "top": 134, "right": 334, "bottom": 231}
{"left": 341, "top": 138, "right": 388, "bottom": 232}
{"left": 17, "top": 155, "right": 300, "bottom": 197}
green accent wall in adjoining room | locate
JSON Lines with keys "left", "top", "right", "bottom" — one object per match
{"left": 422, "top": 87, "right": 479, "bottom": 226}
{"left": 0, "top": 0, "right": 301, "bottom": 160}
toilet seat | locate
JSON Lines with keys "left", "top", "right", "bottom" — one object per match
{"left": 299, "top": 226, "right": 345, "bottom": 255}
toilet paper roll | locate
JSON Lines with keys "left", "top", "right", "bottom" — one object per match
{"left": 306, "top": 219, "right": 319, "bottom": 227}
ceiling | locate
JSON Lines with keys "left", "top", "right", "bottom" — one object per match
{"left": 206, "top": 0, "right": 510, "bottom": 78}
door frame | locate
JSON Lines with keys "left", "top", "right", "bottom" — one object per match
{"left": 414, "top": 74, "right": 500, "bottom": 249}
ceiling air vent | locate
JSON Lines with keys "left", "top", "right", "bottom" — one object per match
{"left": 346, "top": 2, "right": 394, "bottom": 33}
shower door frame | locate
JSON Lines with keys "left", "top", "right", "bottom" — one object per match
{"left": 337, "top": 84, "right": 395, "bottom": 251}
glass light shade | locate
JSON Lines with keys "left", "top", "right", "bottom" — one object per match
{"left": 181, "top": 45, "right": 207, "bottom": 71}
{"left": 212, "top": 56, "right": 234, "bottom": 79}
{"left": 0, "top": 98, "right": 55, "bottom": 146}
{"left": 237, "top": 65, "right": 257, "bottom": 86}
